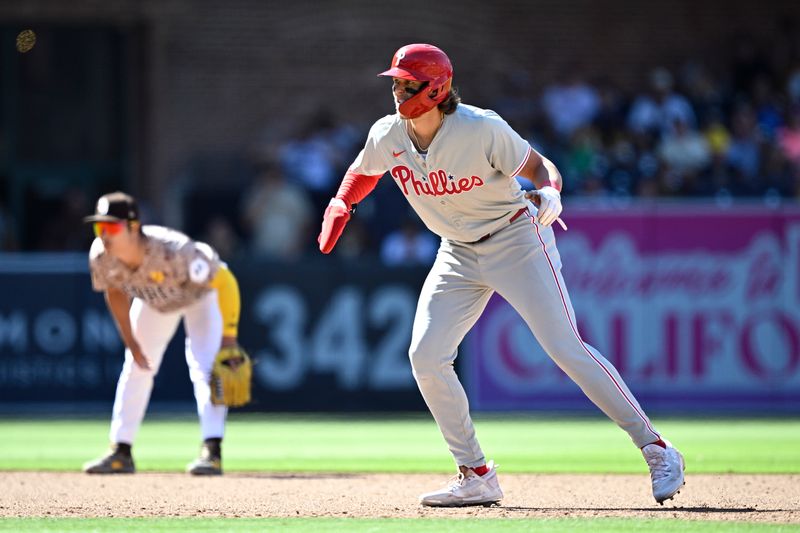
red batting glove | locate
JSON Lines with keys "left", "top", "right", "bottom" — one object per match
{"left": 318, "top": 198, "right": 351, "bottom": 254}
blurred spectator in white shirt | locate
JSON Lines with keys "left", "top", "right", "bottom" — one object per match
{"left": 241, "top": 162, "right": 314, "bottom": 259}
{"left": 657, "top": 117, "right": 711, "bottom": 175}
{"left": 628, "top": 67, "right": 696, "bottom": 137}
{"left": 541, "top": 66, "right": 600, "bottom": 139}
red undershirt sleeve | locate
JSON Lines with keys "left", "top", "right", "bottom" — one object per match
{"left": 334, "top": 171, "right": 383, "bottom": 206}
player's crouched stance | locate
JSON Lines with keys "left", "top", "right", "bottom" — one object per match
{"left": 318, "top": 44, "right": 684, "bottom": 506}
{"left": 82, "top": 192, "right": 251, "bottom": 476}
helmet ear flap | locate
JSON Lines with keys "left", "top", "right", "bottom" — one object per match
{"left": 427, "top": 77, "right": 452, "bottom": 106}
{"left": 397, "top": 77, "right": 452, "bottom": 119}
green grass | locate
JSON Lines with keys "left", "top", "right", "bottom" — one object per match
{"left": 2, "top": 416, "right": 798, "bottom": 531}
{"left": 0, "top": 518, "right": 798, "bottom": 532}
{"left": 0, "top": 414, "right": 798, "bottom": 474}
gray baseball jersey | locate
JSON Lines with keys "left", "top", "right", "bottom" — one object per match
{"left": 89, "top": 225, "right": 220, "bottom": 313}
{"left": 350, "top": 104, "right": 532, "bottom": 242}
{"left": 348, "top": 102, "right": 662, "bottom": 468}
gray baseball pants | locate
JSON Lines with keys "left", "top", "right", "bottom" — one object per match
{"left": 409, "top": 210, "right": 661, "bottom": 467}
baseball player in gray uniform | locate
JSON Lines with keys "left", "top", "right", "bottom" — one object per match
{"left": 82, "top": 192, "right": 244, "bottom": 475}
{"left": 318, "top": 44, "right": 685, "bottom": 506}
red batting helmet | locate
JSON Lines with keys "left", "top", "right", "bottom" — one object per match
{"left": 378, "top": 43, "right": 453, "bottom": 119}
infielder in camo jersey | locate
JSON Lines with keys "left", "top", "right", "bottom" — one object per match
{"left": 82, "top": 192, "right": 243, "bottom": 476}
{"left": 318, "top": 44, "right": 685, "bottom": 506}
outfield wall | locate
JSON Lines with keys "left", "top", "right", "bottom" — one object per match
{"left": 465, "top": 203, "right": 800, "bottom": 413}
{"left": 0, "top": 203, "right": 798, "bottom": 413}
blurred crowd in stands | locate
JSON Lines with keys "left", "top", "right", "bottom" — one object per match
{"left": 503, "top": 40, "right": 800, "bottom": 203}
{"left": 3, "top": 32, "right": 800, "bottom": 263}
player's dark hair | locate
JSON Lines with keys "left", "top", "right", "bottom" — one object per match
{"left": 438, "top": 87, "right": 461, "bottom": 115}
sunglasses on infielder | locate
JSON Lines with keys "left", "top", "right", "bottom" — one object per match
{"left": 93, "top": 221, "right": 126, "bottom": 237}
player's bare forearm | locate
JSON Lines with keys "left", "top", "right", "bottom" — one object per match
{"left": 535, "top": 157, "right": 562, "bottom": 191}
{"left": 104, "top": 287, "right": 137, "bottom": 351}
{"left": 518, "top": 148, "right": 567, "bottom": 229}
{"left": 518, "top": 149, "right": 562, "bottom": 191}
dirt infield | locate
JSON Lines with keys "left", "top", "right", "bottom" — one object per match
{"left": 1, "top": 472, "right": 798, "bottom": 523}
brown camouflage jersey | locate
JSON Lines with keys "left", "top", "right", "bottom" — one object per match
{"left": 89, "top": 225, "right": 221, "bottom": 313}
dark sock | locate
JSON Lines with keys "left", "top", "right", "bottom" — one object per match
{"left": 203, "top": 438, "right": 222, "bottom": 458}
{"left": 643, "top": 439, "right": 667, "bottom": 449}
{"left": 114, "top": 443, "right": 132, "bottom": 456}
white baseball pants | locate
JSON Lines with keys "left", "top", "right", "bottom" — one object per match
{"left": 409, "top": 209, "right": 662, "bottom": 467}
{"left": 109, "top": 290, "right": 227, "bottom": 445}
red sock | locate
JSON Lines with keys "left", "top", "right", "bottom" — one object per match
{"left": 643, "top": 439, "right": 667, "bottom": 449}
{"left": 472, "top": 464, "right": 490, "bottom": 476}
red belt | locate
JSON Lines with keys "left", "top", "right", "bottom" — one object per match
{"left": 467, "top": 207, "right": 528, "bottom": 244}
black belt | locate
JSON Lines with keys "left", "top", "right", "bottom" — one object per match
{"left": 467, "top": 207, "right": 528, "bottom": 244}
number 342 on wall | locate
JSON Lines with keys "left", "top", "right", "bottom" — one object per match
{"left": 252, "top": 286, "right": 416, "bottom": 391}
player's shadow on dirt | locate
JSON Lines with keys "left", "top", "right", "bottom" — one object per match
{"left": 502, "top": 506, "right": 776, "bottom": 513}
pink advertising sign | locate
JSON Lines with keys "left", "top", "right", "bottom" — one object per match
{"left": 465, "top": 204, "right": 800, "bottom": 412}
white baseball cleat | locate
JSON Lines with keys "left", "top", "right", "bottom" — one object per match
{"left": 419, "top": 460, "right": 504, "bottom": 507}
{"left": 642, "top": 440, "right": 685, "bottom": 504}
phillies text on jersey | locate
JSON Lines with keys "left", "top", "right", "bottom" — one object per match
{"left": 349, "top": 104, "right": 533, "bottom": 242}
